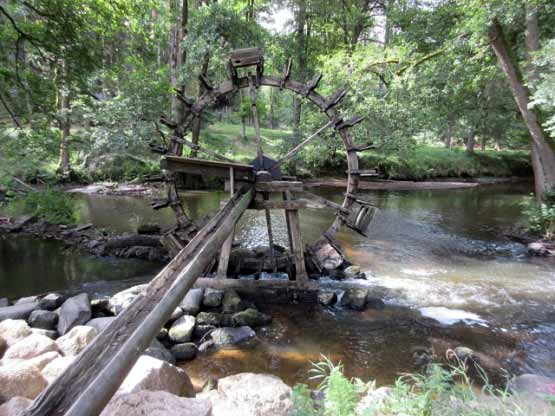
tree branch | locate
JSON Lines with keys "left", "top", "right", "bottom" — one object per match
{"left": 0, "top": 91, "right": 22, "bottom": 129}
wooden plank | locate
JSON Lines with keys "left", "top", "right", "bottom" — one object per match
{"left": 160, "top": 233, "right": 184, "bottom": 258}
{"left": 24, "top": 186, "right": 254, "bottom": 416}
{"left": 283, "top": 192, "right": 308, "bottom": 284}
{"left": 162, "top": 156, "right": 254, "bottom": 181}
{"left": 229, "top": 47, "right": 263, "bottom": 68}
{"left": 194, "top": 277, "right": 319, "bottom": 290}
{"left": 217, "top": 167, "right": 235, "bottom": 279}
{"left": 255, "top": 181, "right": 303, "bottom": 192}
{"left": 293, "top": 190, "right": 349, "bottom": 215}
{"left": 251, "top": 200, "right": 307, "bottom": 210}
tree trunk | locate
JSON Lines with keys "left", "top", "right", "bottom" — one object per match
{"left": 57, "top": 63, "right": 71, "bottom": 176}
{"left": 443, "top": 113, "right": 454, "bottom": 148}
{"left": 169, "top": 0, "right": 188, "bottom": 128}
{"left": 465, "top": 130, "right": 476, "bottom": 154}
{"left": 190, "top": 51, "right": 209, "bottom": 157}
{"left": 488, "top": 17, "right": 555, "bottom": 202}
{"left": 292, "top": 0, "right": 307, "bottom": 165}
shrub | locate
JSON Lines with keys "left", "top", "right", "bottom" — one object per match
{"left": 14, "top": 189, "right": 77, "bottom": 225}
{"left": 523, "top": 190, "right": 555, "bottom": 239}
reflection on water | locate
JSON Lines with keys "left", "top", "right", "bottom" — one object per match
{"left": 3, "top": 182, "right": 555, "bottom": 384}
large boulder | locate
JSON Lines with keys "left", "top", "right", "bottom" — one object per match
{"left": 1, "top": 351, "right": 61, "bottom": 372}
{"left": 168, "top": 315, "right": 196, "bottom": 343}
{"left": 100, "top": 391, "right": 211, "bottom": 416}
{"left": 14, "top": 296, "right": 38, "bottom": 305}
{"left": 117, "top": 355, "right": 194, "bottom": 398}
{"left": 179, "top": 288, "right": 204, "bottom": 315}
{"left": 39, "top": 293, "right": 65, "bottom": 311}
{"left": 55, "top": 325, "right": 98, "bottom": 356}
{"left": 0, "top": 301, "right": 39, "bottom": 322}
{"left": 28, "top": 310, "right": 58, "bottom": 331}
{"left": 85, "top": 316, "right": 115, "bottom": 333}
{"left": 232, "top": 308, "right": 271, "bottom": 327}
{"left": 199, "top": 373, "right": 292, "bottom": 416}
{"left": 203, "top": 288, "right": 224, "bottom": 308}
{"left": 170, "top": 343, "right": 197, "bottom": 361}
{"left": 41, "top": 356, "right": 75, "bottom": 383}
{"left": 0, "top": 397, "right": 32, "bottom": 416}
{"left": 340, "top": 288, "right": 369, "bottom": 311}
{"left": 108, "top": 285, "right": 147, "bottom": 315}
{"left": 3, "top": 334, "right": 58, "bottom": 360}
{"left": 144, "top": 339, "right": 175, "bottom": 365}
{"left": 0, "top": 320, "right": 31, "bottom": 347}
{"left": 0, "top": 361, "right": 48, "bottom": 401}
{"left": 222, "top": 289, "right": 244, "bottom": 313}
{"left": 209, "top": 327, "right": 255, "bottom": 347}
{"left": 57, "top": 294, "right": 91, "bottom": 335}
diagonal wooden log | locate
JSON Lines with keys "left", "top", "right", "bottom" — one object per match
{"left": 271, "top": 119, "right": 335, "bottom": 170}
{"left": 23, "top": 185, "right": 254, "bottom": 416}
{"left": 293, "top": 190, "right": 350, "bottom": 215}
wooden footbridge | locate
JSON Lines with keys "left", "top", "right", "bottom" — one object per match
{"left": 22, "top": 48, "right": 376, "bottom": 416}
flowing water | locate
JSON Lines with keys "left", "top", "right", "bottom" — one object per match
{"left": 2, "top": 181, "right": 555, "bottom": 385}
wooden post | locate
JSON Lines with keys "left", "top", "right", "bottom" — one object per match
{"left": 283, "top": 191, "right": 308, "bottom": 284}
{"left": 217, "top": 167, "right": 235, "bottom": 278}
{"left": 249, "top": 74, "right": 263, "bottom": 166}
{"left": 23, "top": 186, "right": 254, "bottom": 416}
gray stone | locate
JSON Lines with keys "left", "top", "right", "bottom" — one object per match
{"left": 210, "top": 326, "right": 255, "bottom": 347}
{"left": 168, "top": 307, "right": 184, "bottom": 322}
{"left": 0, "top": 298, "right": 8, "bottom": 308}
{"left": 198, "top": 372, "right": 292, "bottom": 416}
{"left": 85, "top": 316, "right": 115, "bottom": 333}
{"left": 454, "top": 346, "right": 475, "bottom": 361}
{"left": 157, "top": 327, "right": 168, "bottom": 340}
{"left": 318, "top": 291, "right": 337, "bottom": 306}
{"left": 179, "top": 288, "right": 204, "bottom": 315}
{"left": 28, "top": 310, "right": 58, "bottom": 331}
{"left": 116, "top": 355, "right": 194, "bottom": 398}
{"left": 0, "top": 301, "right": 39, "bottom": 322}
{"left": 144, "top": 339, "right": 175, "bottom": 365}
{"left": 170, "top": 343, "right": 197, "bottom": 361}
{"left": 203, "top": 288, "right": 224, "bottom": 308}
{"left": 194, "top": 324, "right": 215, "bottom": 339}
{"left": 220, "top": 313, "right": 234, "bottom": 327}
{"left": 0, "top": 396, "right": 32, "bottom": 415}
{"left": 168, "top": 315, "right": 196, "bottom": 343}
{"left": 57, "top": 293, "right": 91, "bottom": 335}
{"left": 198, "top": 340, "right": 215, "bottom": 353}
{"left": 14, "top": 296, "right": 38, "bottom": 305}
{"left": 39, "top": 293, "right": 65, "bottom": 311}
{"left": 528, "top": 242, "right": 550, "bottom": 256}
{"left": 340, "top": 288, "right": 369, "bottom": 310}
{"left": 196, "top": 311, "right": 222, "bottom": 326}
{"left": 100, "top": 391, "right": 211, "bottom": 416}
{"left": 222, "top": 289, "right": 244, "bottom": 313}
{"left": 232, "top": 308, "right": 271, "bottom": 327}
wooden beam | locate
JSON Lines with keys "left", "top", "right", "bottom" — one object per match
{"left": 24, "top": 186, "right": 254, "bottom": 416}
{"left": 280, "top": 58, "right": 292, "bottom": 90}
{"left": 336, "top": 115, "right": 364, "bottom": 130}
{"left": 171, "top": 136, "right": 237, "bottom": 164}
{"left": 161, "top": 156, "right": 254, "bottom": 181}
{"left": 283, "top": 192, "right": 307, "bottom": 284}
{"left": 293, "top": 190, "right": 349, "bottom": 215}
{"left": 194, "top": 277, "right": 319, "bottom": 291}
{"left": 217, "top": 167, "right": 235, "bottom": 279}
{"left": 302, "top": 73, "right": 322, "bottom": 97}
{"left": 323, "top": 88, "right": 348, "bottom": 111}
{"left": 255, "top": 181, "right": 303, "bottom": 192}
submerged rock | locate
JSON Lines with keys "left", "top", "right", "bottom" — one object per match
{"left": 168, "top": 315, "right": 196, "bottom": 343}
{"left": 117, "top": 355, "right": 194, "bottom": 398}
{"left": 340, "top": 288, "right": 369, "bottom": 310}
{"left": 196, "top": 312, "right": 222, "bottom": 326}
{"left": 194, "top": 324, "right": 216, "bottom": 339}
{"left": 179, "top": 288, "right": 204, "bottom": 315}
{"left": 28, "top": 310, "right": 58, "bottom": 331}
{"left": 528, "top": 242, "right": 550, "bottom": 256}
{"left": 0, "top": 361, "right": 48, "bottom": 401}
{"left": 232, "top": 308, "right": 271, "bottom": 327}
{"left": 170, "top": 343, "right": 197, "bottom": 361}
{"left": 57, "top": 294, "right": 91, "bottom": 335}
{"left": 344, "top": 265, "right": 361, "bottom": 279}
{"left": 209, "top": 326, "right": 255, "bottom": 347}
{"left": 100, "top": 391, "right": 211, "bottom": 416}
{"left": 318, "top": 291, "right": 337, "bottom": 306}
{"left": 55, "top": 325, "right": 98, "bottom": 356}
{"left": 198, "top": 373, "right": 292, "bottom": 416}
{"left": 222, "top": 289, "right": 244, "bottom": 313}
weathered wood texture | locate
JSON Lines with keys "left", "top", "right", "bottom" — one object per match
{"left": 217, "top": 167, "right": 235, "bottom": 279}
{"left": 24, "top": 186, "right": 254, "bottom": 416}
{"left": 162, "top": 156, "right": 254, "bottom": 181}
{"left": 284, "top": 191, "right": 308, "bottom": 283}
{"left": 255, "top": 181, "right": 303, "bottom": 192}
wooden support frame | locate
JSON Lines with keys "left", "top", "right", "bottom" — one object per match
{"left": 24, "top": 186, "right": 254, "bottom": 416}
{"left": 217, "top": 167, "right": 235, "bottom": 278}
{"left": 255, "top": 181, "right": 303, "bottom": 192}
{"left": 161, "top": 156, "right": 254, "bottom": 181}
{"left": 302, "top": 73, "right": 322, "bottom": 97}
{"left": 283, "top": 191, "right": 308, "bottom": 284}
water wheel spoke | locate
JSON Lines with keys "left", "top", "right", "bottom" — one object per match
{"left": 272, "top": 119, "right": 335, "bottom": 171}
{"left": 293, "top": 190, "right": 350, "bottom": 215}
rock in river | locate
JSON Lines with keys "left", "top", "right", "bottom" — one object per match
{"left": 209, "top": 326, "right": 255, "bottom": 347}
{"left": 101, "top": 391, "right": 211, "bottom": 416}
{"left": 179, "top": 288, "right": 204, "bottom": 315}
{"left": 196, "top": 312, "right": 222, "bottom": 326}
{"left": 28, "top": 310, "right": 58, "bottom": 331}
{"left": 55, "top": 325, "right": 98, "bottom": 356}
{"left": 144, "top": 339, "right": 175, "bottom": 365}
{"left": 232, "top": 308, "right": 271, "bottom": 327}
{"left": 0, "top": 301, "right": 39, "bottom": 323}
{"left": 3, "top": 333, "right": 58, "bottom": 360}
{"left": 0, "top": 320, "right": 32, "bottom": 347}
{"left": 39, "top": 293, "right": 65, "bottom": 311}
{"left": 108, "top": 285, "right": 147, "bottom": 315}
{"left": 198, "top": 373, "right": 292, "bottom": 416}
{"left": 203, "top": 288, "right": 224, "bottom": 308}
{"left": 168, "top": 315, "right": 196, "bottom": 343}
{"left": 57, "top": 293, "right": 91, "bottom": 335}
{"left": 340, "top": 288, "right": 369, "bottom": 310}
{"left": 170, "top": 343, "right": 197, "bottom": 361}
{"left": 117, "top": 355, "right": 194, "bottom": 398}
{"left": 222, "top": 289, "right": 244, "bottom": 313}
{"left": 0, "top": 361, "right": 48, "bottom": 401}
{"left": 318, "top": 291, "right": 337, "bottom": 306}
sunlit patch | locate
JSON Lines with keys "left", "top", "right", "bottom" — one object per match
{"left": 419, "top": 306, "right": 487, "bottom": 325}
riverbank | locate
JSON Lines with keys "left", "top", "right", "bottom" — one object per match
{"left": 1, "top": 286, "right": 554, "bottom": 415}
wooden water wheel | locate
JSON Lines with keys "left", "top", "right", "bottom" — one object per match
{"left": 151, "top": 47, "right": 376, "bottom": 283}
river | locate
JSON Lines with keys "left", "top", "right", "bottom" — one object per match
{"left": 1, "top": 181, "right": 554, "bottom": 386}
